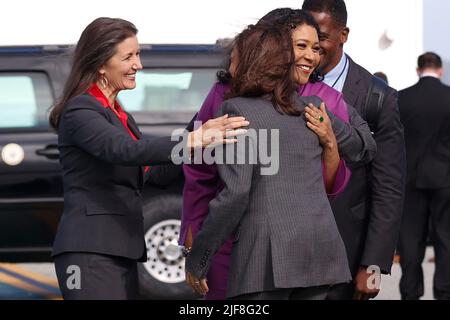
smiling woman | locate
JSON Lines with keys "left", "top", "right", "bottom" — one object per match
{"left": 47, "top": 17, "right": 249, "bottom": 300}
{"left": 292, "top": 24, "right": 321, "bottom": 84}
{"left": 183, "top": 9, "right": 376, "bottom": 301}
{"left": 98, "top": 35, "right": 142, "bottom": 106}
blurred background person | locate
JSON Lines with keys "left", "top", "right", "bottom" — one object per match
{"left": 374, "top": 71, "right": 389, "bottom": 85}
{"left": 398, "top": 52, "right": 450, "bottom": 300}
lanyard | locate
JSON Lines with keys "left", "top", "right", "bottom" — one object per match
{"left": 331, "top": 55, "right": 348, "bottom": 89}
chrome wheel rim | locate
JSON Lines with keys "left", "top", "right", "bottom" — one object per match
{"left": 143, "top": 219, "right": 185, "bottom": 284}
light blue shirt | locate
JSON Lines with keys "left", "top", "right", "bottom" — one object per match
{"left": 323, "top": 53, "right": 349, "bottom": 93}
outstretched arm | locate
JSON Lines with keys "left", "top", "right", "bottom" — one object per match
{"left": 185, "top": 100, "right": 254, "bottom": 295}
{"left": 180, "top": 83, "right": 228, "bottom": 248}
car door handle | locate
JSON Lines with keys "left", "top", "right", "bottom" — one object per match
{"left": 36, "top": 145, "right": 59, "bottom": 159}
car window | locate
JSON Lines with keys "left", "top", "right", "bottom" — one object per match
{"left": 0, "top": 72, "right": 54, "bottom": 129}
{"left": 119, "top": 69, "right": 217, "bottom": 112}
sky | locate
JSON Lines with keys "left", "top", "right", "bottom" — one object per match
{"left": 0, "top": 0, "right": 306, "bottom": 45}
{"left": 3, "top": 0, "right": 447, "bottom": 89}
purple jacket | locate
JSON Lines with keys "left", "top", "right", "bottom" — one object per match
{"left": 180, "top": 81, "right": 352, "bottom": 246}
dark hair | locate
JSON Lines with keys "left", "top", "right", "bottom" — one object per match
{"left": 302, "top": 0, "right": 348, "bottom": 27}
{"left": 374, "top": 72, "right": 389, "bottom": 84}
{"left": 257, "top": 8, "right": 320, "bottom": 37}
{"left": 214, "top": 38, "right": 234, "bottom": 84}
{"left": 216, "top": 46, "right": 234, "bottom": 84}
{"left": 258, "top": 7, "right": 307, "bottom": 26}
{"left": 49, "top": 17, "right": 138, "bottom": 130}
{"left": 418, "top": 52, "right": 442, "bottom": 70}
{"left": 257, "top": 8, "right": 323, "bottom": 83}
{"left": 226, "top": 24, "right": 299, "bottom": 115}
{"left": 218, "top": 8, "right": 322, "bottom": 85}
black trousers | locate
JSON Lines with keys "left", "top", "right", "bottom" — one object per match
{"left": 398, "top": 186, "right": 450, "bottom": 300}
{"left": 231, "top": 285, "right": 329, "bottom": 300}
{"left": 54, "top": 252, "right": 139, "bottom": 300}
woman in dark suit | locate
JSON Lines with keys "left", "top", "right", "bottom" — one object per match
{"left": 49, "top": 17, "right": 248, "bottom": 300}
{"left": 185, "top": 13, "right": 376, "bottom": 299}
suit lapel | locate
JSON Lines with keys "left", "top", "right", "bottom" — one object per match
{"left": 126, "top": 115, "right": 142, "bottom": 139}
{"left": 342, "top": 55, "right": 364, "bottom": 112}
{"left": 295, "top": 95, "right": 322, "bottom": 109}
{"left": 105, "top": 108, "right": 122, "bottom": 127}
{"left": 106, "top": 109, "right": 145, "bottom": 187}
{"left": 125, "top": 116, "right": 145, "bottom": 187}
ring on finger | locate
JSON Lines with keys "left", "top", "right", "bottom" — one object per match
{"left": 319, "top": 116, "right": 324, "bottom": 123}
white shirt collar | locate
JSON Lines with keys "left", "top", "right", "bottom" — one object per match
{"left": 322, "top": 53, "right": 349, "bottom": 93}
{"left": 420, "top": 72, "right": 440, "bottom": 79}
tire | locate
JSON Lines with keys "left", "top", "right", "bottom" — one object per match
{"left": 138, "top": 194, "right": 200, "bottom": 299}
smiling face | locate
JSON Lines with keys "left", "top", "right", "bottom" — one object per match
{"left": 292, "top": 24, "right": 321, "bottom": 85}
{"left": 307, "top": 11, "right": 349, "bottom": 75}
{"left": 99, "top": 35, "right": 142, "bottom": 94}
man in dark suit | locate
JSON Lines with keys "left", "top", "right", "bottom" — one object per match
{"left": 398, "top": 52, "right": 450, "bottom": 300}
{"left": 303, "top": 0, "right": 406, "bottom": 299}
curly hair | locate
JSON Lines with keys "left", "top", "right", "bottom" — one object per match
{"left": 225, "top": 9, "right": 322, "bottom": 115}
{"left": 258, "top": 8, "right": 323, "bottom": 83}
{"left": 217, "top": 9, "right": 322, "bottom": 85}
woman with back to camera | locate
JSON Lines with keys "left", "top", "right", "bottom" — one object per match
{"left": 184, "top": 12, "right": 376, "bottom": 299}
{"left": 181, "top": 8, "right": 376, "bottom": 299}
{"left": 49, "top": 17, "right": 248, "bottom": 300}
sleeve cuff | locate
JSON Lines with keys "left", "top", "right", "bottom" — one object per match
{"left": 327, "top": 160, "right": 352, "bottom": 197}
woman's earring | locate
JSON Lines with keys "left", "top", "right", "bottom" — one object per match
{"left": 100, "top": 75, "right": 109, "bottom": 89}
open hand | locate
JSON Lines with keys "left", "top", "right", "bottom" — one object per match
{"left": 188, "top": 114, "right": 249, "bottom": 149}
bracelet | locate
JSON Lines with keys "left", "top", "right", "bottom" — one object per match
{"left": 181, "top": 246, "right": 192, "bottom": 257}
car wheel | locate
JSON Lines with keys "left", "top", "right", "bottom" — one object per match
{"left": 138, "top": 194, "right": 200, "bottom": 299}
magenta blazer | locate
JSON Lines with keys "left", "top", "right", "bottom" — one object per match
{"left": 180, "top": 81, "right": 352, "bottom": 299}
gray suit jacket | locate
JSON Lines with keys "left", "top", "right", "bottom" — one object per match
{"left": 185, "top": 94, "right": 375, "bottom": 298}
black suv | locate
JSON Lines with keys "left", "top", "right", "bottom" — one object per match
{"left": 0, "top": 44, "right": 225, "bottom": 299}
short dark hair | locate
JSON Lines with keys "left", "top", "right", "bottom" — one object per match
{"left": 49, "top": 17, "right": 138, "bottom": 130}
{"left": 302, "top": 0, "right": 348, "bottom": 27}
{"left": 374, "top": 72, "right": 389, "bottom": 84}
{"left": 418, "top": 52, "right": 442, "bottom": 70}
